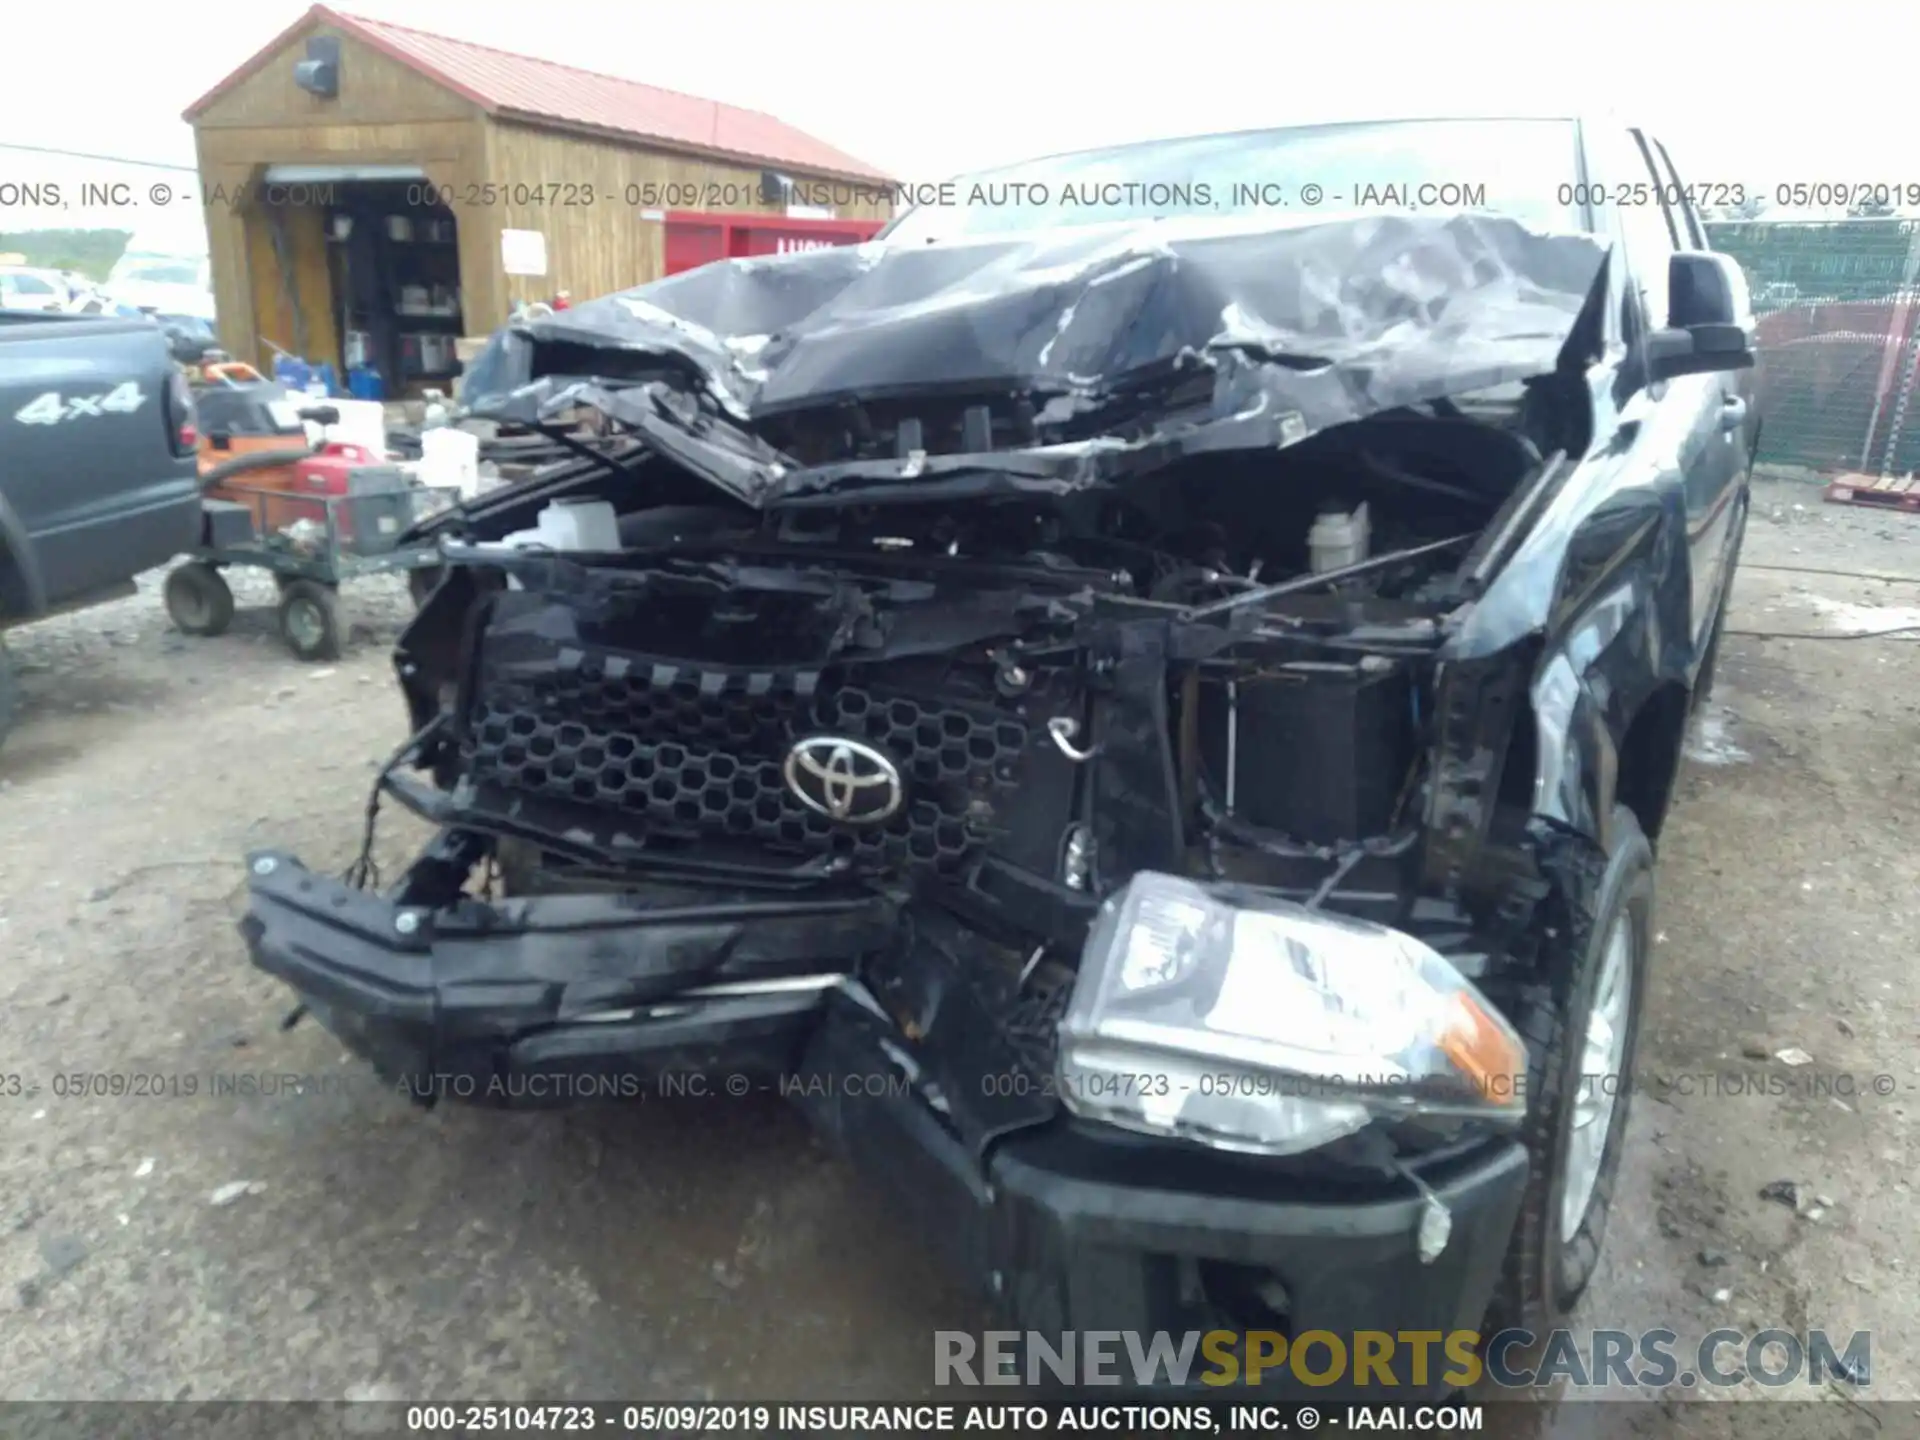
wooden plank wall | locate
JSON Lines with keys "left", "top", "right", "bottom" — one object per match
{"left": 475, "top": 121, "right": 894, "bottom": 322}
{"left": 191, "top": 23, "right": 475, "bottom": 129}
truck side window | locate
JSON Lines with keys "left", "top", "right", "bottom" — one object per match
{"left": 1646, "top": 136, "right": 1708, "bottom": 249}
{"left": 1595, "top": 128, "right": 1676, "bottom": 334}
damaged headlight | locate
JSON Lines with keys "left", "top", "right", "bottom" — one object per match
{"left": 1056, "top": 873, "right": 1527, "bottom": 1156}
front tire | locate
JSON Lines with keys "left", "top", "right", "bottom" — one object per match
{"left": 1493, "top": 804, "right": 1654, "bottom": 1331}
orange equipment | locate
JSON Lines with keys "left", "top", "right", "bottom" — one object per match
{"left": 189, "top": 365, "right": 359, "bottom": 534}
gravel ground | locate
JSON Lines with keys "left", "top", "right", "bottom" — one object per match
{"left": 1, "top": 476, "right": 1915, "bottom": 1437}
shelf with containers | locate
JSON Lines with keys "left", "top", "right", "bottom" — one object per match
{"left": 322, "top": 182, "right": 467, "bottom": 399}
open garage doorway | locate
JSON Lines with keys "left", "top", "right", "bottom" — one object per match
{"left": 320, "top": 178, "right": 465, "bottom": 398}
{"left": 247, "top": 164, "right": 466, "bottom": 399}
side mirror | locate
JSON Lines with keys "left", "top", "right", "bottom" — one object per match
{"left": 1647, "top": 251, "right": 1756, "bottom": 381}
{"left": 298, "top": 404, "right": 341, "bottom": 426}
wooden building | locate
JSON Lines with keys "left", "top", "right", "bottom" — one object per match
{"left": 184, "top": 4, "right": 892, "bottom": 390}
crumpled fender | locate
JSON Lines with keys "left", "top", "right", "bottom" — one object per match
{"left": 1443, "top": 448, "right": 1695, "bottom": 851}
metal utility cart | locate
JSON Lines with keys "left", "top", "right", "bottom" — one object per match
{"left": 163, "top": 480, "right": 460, "bottom": 661}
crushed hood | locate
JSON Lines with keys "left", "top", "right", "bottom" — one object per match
{"left": 462, "top": 213, "right": 1608, "bottom": 508}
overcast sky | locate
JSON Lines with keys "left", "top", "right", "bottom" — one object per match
{"left": 1, "top": 0, "right": 1908, "bottom": 253}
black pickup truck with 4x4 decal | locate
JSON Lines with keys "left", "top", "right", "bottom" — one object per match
{"left": 0, "top": 312, "right": 201, "bottom": 749}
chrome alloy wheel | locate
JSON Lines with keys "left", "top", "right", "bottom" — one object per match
{"left": 1561, "top": 914, "right": 1634, "bottom": 1238}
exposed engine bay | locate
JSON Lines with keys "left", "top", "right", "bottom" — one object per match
{"left": 259, "top": 213, "right": 1615, "bottom": 1161}
{"left": 364, "top": 397, "right": 1580, "bottom": 1146}
{"left": 403, "top": 398, "right": 1554, "bottom": 892}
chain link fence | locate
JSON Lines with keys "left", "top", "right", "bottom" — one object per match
{"left": 1706, "top": 218, "right": 1920, "bottom": 477}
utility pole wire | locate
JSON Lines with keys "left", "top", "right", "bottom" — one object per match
{"left": 0, "top": 142, "right": 196, "bottom": 173}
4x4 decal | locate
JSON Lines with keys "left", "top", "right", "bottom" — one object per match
{"left": 13, "top": 383, "right": 147, "bottom": 425}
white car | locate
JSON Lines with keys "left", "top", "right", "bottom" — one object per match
{"left": 0, "top": 266, "right": 72, "bottom": 312}
{"left": 105, "top": 254, "right": 215, "bottom": 322}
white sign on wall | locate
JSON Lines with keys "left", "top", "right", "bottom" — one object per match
{"left": 501, "top": 229, "right": 548, "bottom": 277}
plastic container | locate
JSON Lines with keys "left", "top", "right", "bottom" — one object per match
{"left": 346, "top": 365, "right": 385, "bottom": 401}
{"left": 420, "top": 426, "right": 481, "bottom": 498}
{"left": 536, "top": 499, "right": 619, "bottom": 551}
{"left": 1308, "top": 503, "right": 1370, "bottom": 574}
{"left": 272, "top": 356, "right": 311, "bottom": 392}
{"left": 324, "top": 397, "right": 389, "bottom": 459}
{"left": 502, "top": 499, "right": 620, "bottom": 554}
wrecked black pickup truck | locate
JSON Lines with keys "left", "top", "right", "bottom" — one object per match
{"left": 241, "top": 119, "right": 1756, "bottom": 1386}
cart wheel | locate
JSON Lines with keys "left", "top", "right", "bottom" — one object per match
{"left": 163, "top": 561, "right": 235, "bottom": 637}
{"left": 408, "top": 565, "right": 447, "bottom": 609}
{"left": 277, "top": 580, "right": 343, "bottom": 662}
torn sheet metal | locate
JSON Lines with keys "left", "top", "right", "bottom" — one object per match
{"left": 463, "top": 214, "right": 1608, "bottom": 506}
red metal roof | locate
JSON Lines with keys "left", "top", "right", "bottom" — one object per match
{"left": 184, "top": 5, "right": 891, "bottom": 184}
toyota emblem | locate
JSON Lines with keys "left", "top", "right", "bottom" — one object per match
{"left": 783, "top": 736, "right": 904, "bottom": 825}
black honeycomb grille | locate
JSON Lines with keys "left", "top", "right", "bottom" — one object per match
{"left": 464, "top": 652, "right": 1036, "bottom": 876}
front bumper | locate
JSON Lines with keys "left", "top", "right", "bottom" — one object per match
{"left": 238, "top": 850, "right": 895, "bottom": 1100}
{"left": 242, "top": 852, "right": 1529, "bottom": 1389}
{"left": 793, "top": 1001, "right": 1529, "bottom": 1398}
